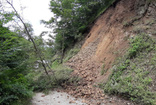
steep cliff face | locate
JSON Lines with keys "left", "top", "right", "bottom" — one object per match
{"left": 66, "top": 0, "right": 156, "bottom": 104}
{"left": 69, "top": 0, "right": 156, "bottom": 82}
{"left": 83, "top": 0, "right": 156, "bottom": 69}
{"left": 82, "top": 0, "right": 133, "bottom": 69}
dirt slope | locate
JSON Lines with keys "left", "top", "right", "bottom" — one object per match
{"left": 68, "top": 0, "right": 136, "bottom": 84}
{"left": 65, "top": 0, "right": 156, "bottom": 104}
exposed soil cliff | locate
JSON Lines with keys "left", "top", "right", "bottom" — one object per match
{"left": 65, "top": 0, "right": 156, "bottom": 104}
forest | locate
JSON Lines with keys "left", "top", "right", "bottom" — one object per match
{"left": 0, "top": 0, "right": 115, "bottom": 104}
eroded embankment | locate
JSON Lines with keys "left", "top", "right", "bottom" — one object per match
{"left": 65, "top": 0, "right": 156, "bottom": 104}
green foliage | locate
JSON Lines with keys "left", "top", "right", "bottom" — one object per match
{"left": 32, "top": 74, "right": 53, "bottom": 92}
{"left": 0, "top": 26, "right": 30, "bottom": 70}
{"left": 0, "top": 25, "right": 33, "bottom": 104}
{"left": 64, "top": 48, "right": 80, "bottom": 62}
{"left": 128, "top": 34, "right": 155, "bottom": 58}
{"left": 89, "top": 0, "right": 116, "bottom": 24}
{"left": 0, "top": 12, "right": 14, "bottom": 25}
{"left": 0, "top": 72, "right": 33, "bottom": 105}
{"left": 32, "top": 61, "right": 78, "bottom": 92}
{"left": 104, "top": 34, "right": 156, "bottom": 105}
{"left": 101, "top": 64, "right": 106, "bottom": 75}
{"left": 43, "top": 0, "right": 117, "bottom": 52}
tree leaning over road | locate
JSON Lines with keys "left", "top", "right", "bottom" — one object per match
{"left": 6, "top": 0, "right": 56, "bottom": 81}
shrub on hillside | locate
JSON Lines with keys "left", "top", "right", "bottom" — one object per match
{"left": 104, "top": 34, "right": 156, "bottom": 105}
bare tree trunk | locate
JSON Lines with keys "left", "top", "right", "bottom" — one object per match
{"left": 60, "top": 32, "right": 65, "bottom": 63}
{"left": 6, "top": 0, "right": 56, "bottom": 81}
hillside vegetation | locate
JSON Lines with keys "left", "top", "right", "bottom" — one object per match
{"left": 104, "top": 34, "right": 156, "bottom": 105}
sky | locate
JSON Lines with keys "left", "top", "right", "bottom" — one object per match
{"left": 12, "top": 0, "right": 54, "bottom": 40}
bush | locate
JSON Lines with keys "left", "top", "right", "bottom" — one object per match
{"left": 32, "top": 62, "right": 79, "bottom": 92}
{"left": 0, "top": 73, "right": 33, "bottom": 105}
{"left": 128, "top": 34, "right": 153, "bottom": 58}
{"left": 0, "top": 26, "right": 34, "bottom": 105}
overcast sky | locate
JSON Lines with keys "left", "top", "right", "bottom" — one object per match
{"left": 12, "top": 0, "right": 53, "bottom": 39}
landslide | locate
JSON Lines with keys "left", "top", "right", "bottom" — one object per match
{"left": 65, "top": 0, "right": 156, "bottom": 104}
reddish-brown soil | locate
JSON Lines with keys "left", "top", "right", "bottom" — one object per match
{"left": 64, "top": 0, "right": 156, "bottom": 104}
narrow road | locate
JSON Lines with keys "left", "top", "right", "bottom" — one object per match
{"left": 31, "top": 91, "right": 87, "bottom": 105}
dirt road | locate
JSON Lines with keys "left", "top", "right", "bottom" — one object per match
{"left": 31, "top": 91, "right": 87, "bottom": 105}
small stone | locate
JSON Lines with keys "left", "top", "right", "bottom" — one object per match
{"left": 96, "top": 102, "right": 101, "bottom": 105}
{"left": 41, "top": 95, "right": 45, "bottom": 97}
{"left": 127, "top": 103, "right": 130, "bottom": 105}
{"left": 82, "top": 99, "right": 86, "bottom": 103}
{"left": 67, "top": 96, "right": 69, "bottom": 99}
{"left": 105, "top": 95, "right": 109, "bottom": 99}
{"left": 69, "top": 100, "right": 76, "bottom": 104}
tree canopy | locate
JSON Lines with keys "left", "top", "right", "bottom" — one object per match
{"left": 0, "top": 11, "right": 34, "bottom": 104}
{"left": 43, "top": 0, "right": 115, "bottom": 52}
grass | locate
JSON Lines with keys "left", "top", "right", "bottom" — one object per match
{"left": 103, "top": 34, "right": 156, "bottom": 105}
{"left": 101, "top": 64, "right": 108, "bottom": 75}
{"left": 63, "top": 48, "right": 80, "bottom": 63}
{"left": 123, "top": 16, "right": 141, "bottom": 27}
{"left": 12, "top": 98, "right": 32, "bottom": 105}
{"left": 101, "top": 64, "right": 105, "bottom": 75}
{"left": 31, "top": 60, "right": 79, "bottom": 92}
{"left": 29, "top": 41, "right": 81, "bottom": 93}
